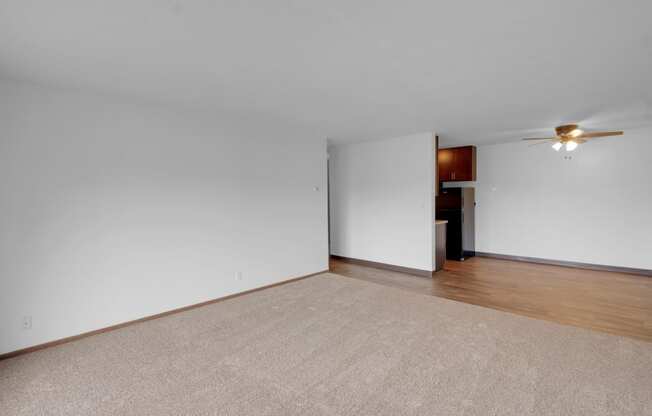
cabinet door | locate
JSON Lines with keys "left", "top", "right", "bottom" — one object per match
{"left": 453, "top": 146, "right": 476, "bottom": 181}
{"left": 437, "top": 148, "right": 454, "bottom": 181}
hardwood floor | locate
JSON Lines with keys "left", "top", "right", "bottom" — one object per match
{"left": 329, "top": 256, "right": 652, "bottom": 342}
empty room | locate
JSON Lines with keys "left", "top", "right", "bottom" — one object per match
{"left": 1, "top": 1, "right": 651, "bottom": 415}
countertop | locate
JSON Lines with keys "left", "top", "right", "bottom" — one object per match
{"left": 435, "top": 220, "right": 448, "bottom": 225}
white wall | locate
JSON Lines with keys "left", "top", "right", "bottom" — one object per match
{"left": 329, "top": 133, "right": 435, "bottom": 271}
{"left": 474, "top": 127, "right": 652, "bottom": 270}
{"left": 0, "top": 80, "right": 328, "bottom": 354}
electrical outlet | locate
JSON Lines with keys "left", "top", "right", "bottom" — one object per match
{"left": 22, "top": 316, "right": 32, "bottom": 330}
{"left": 236, "top": 271, "right": 243, "bottom": 281}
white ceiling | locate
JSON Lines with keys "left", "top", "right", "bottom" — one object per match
{"left": 1, "top": 1, "right": 651, "bottom": 145}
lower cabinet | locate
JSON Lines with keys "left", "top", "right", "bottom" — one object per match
{"left": 435, "top": 221, "right": 447, "bottom": 272}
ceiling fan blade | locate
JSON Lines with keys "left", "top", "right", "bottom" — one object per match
{"left": 576, "top": 131, "right": 623, "bottom": 139}
{"left": 528, "top": 140, "right": 555, "bottom": 147}
{"left": 522, "top": 137, "right": 556, "bottom": 141}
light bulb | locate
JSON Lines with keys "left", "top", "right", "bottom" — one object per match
{"left": 552, "top": 142, "right": 563, "bottom": 151}
{"left": 566, "top": 141, "right": 578, "bottom": 151}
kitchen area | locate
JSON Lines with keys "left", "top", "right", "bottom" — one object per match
{"left": 434, "top": 137, "right": 476, "bottom": 272}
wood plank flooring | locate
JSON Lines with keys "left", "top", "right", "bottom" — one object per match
{"left": 330, "top": 256, "right": 652, "bottom": 342}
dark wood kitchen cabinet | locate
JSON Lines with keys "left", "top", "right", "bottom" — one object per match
{"left": 438, "top": 145, "right": 476, "bottom": 182}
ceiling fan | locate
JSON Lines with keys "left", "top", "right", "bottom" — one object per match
{"left": 523, "top": 124, "right": 623, "bottom": 151}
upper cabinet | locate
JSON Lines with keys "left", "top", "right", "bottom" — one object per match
{"left": 438, "top": 145, "right": 476, "bottom": 182}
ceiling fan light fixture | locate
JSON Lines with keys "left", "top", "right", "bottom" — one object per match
{"left": 552, "top": 142, "right": 563, "bottom": 151}
{"left": 565, "top": 141, "right": 578, "bottom": 151}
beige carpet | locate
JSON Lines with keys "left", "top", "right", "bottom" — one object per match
{"left": 1, "top": 273, "right": 651, "bottom": 415}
